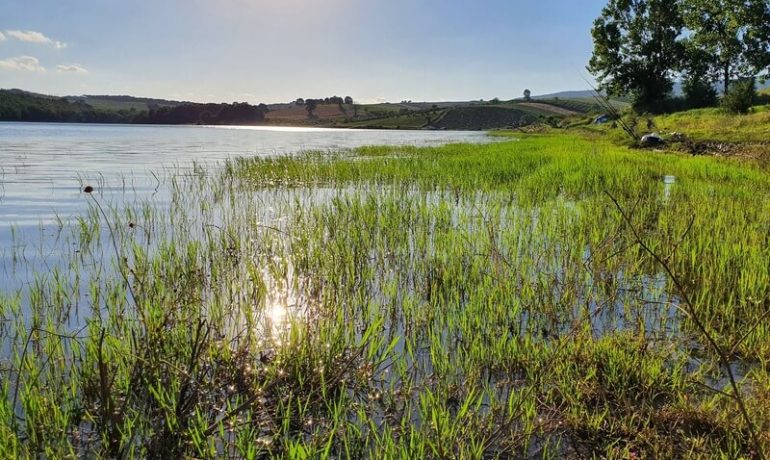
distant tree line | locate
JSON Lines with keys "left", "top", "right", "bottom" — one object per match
{"left": 297, "top": 96, "right": 353, "bottom": 106}
{"left": 0, "top": 90, "right": 270, "bottom": 124}
{"left": 296, "top": 96, "right": 354, "bottom": 118}
{"left": 0, "top": 90, "right": 127, "bottom": 123}
{"left": 134, "top": 102, "right": 268, "bottom": 125}
{"left": 589, "top": 0, "right": 770, "bottom": 113}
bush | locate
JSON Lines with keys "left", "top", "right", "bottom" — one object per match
{"left": 721, "top": 79, "right": 756, "bottom": 114}
{"left": 683, "top": 77, "right": 717, "bottom": 109}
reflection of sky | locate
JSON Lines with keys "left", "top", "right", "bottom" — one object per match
{"left": 0, "top": 122, "right": 491, "bottom": 303}
{"left": 0, "top": 123, "right": 491, "bottom": 227}
{"left": 0, "top": 0, "right": 607, "bottom": 102}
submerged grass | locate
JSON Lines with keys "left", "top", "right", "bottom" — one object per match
{"left": 1, "top": 133, "right": 770, "bottom": 458}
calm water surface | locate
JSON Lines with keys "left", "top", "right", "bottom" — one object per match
{"left": 0, "top": 122, "right": 491, "bottom": 226}
{"left": 0, "top": 122, "right": 492, "bottom": 291}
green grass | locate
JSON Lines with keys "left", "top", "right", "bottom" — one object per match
{"left": 2, "top": 133, "right": 770, "bottom": 458}
{"left": 654, "top": 106, "right": 770, "bottom": 143}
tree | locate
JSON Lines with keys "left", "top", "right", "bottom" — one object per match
{"left": 344, "top": 96, "right": 353, "bottom": 105}
{"left": 681, "top": 0, "right": 770, "bottom": 95}
{"left": 588, "top": 0, "right": 684, "bottom": 113}
{"left": 305, "top": 99, "right": 317, "bottom": 118}
{"left": 681, "top": 42, "right": 718, "bottom": 108}
{"left": 523, "top": 89, "right": 531, "bottom": 101}
{"left": 295, "top": 98, "right": 305, "bottom": 105}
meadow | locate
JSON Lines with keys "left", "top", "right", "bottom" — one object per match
{"left": 1, "top": 132, "right": 770, "bottom": 459}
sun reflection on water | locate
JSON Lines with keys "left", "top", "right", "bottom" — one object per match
{"left": 255, "top": 269, "right": 316, "bottom": 345}
{"left": 262, "top": 292, "right": 299, "bottom": 341}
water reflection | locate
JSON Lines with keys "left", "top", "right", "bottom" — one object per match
{"left": 261, "top": 285, "right": 304, "bottom": 342}
{"left": 663, "top": 175, "right": 676, "bottom": 202}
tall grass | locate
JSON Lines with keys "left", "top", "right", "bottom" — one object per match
{"left": 1, "top": 133, "right": 769, "bottom": 458}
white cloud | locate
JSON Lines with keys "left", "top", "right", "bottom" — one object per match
{"left": 0, "top": 32, "right": 6, "bottom": 42}
{"left": 0, "top": 55, "right": 46, "bottom": 72}
{"left": 5, "top": 30, "right": 66, "bottom": 48}
{"left": 57, "top": 64, "right": 88, "bottom": 73}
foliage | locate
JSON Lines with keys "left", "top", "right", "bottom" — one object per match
{"left": 588, "top": 0, "right": 684, "bottom": 113}
{"left": 681, "top": 44, "right": 719, "bottom": 108}
{"left": 590, "top": 0, "right": 770, "bottom": 113}
{"left": 0, "top": 89, "right": 133, "bottom": 123}
{"left": 721, "top": 78, "right": 757, "bottom": 114}
{"left": 133, "top": 102, "right": 267, "bottom": 125}
{"left": 680, "top": 0, "right": 770, "bottom": 95}
{"left": 305, "top": 99, "right": 318, "bottom": 118}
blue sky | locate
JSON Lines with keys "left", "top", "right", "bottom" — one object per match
{"left": 0, "top": 0, "right": 606, "bottom": 103}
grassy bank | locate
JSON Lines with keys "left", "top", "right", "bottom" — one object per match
{"left": 654, "top": 106, "right": 770, "bottom": 144}
{"left": 2, "top": 133, "right": 770, "bottom": 458}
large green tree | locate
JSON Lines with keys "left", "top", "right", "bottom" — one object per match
{"left": 588, "top": 0, "right": 684, "bottom": 113}
{"left": 680, "top": 0, "right": 770, "bottom": 95}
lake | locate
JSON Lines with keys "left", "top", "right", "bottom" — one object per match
{"left": 0, "top": 123, "right": 491, "bottom": 226}
{"left": 0, "top": 122, "right": 491, "bottom": 292}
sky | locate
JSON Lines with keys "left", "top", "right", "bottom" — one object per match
{"left": 0, "top": 0, "right": 607, "bottom": 104}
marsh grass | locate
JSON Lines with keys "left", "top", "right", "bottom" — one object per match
{"left": 1, "top": 133, "right": 770, "bottom": 458}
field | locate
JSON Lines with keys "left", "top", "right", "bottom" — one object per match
{"left": 266, "top": 99, "right": 603, "bottom": 130}
{"left": 516, "top": 102, "right": 579, "bottom": 116}
{"left": 2, "top": 132, "right": 770, "bottom": 458}
{"left": 266, "top": 104, "right": 350, "bottom": 122}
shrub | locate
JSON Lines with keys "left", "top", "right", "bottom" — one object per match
{"left": 683, "top": 77, "right": 717, "bottom": 109}
{"left": 721, "top": 78, "right": 756, "bottom": 114}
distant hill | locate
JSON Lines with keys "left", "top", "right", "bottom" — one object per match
{"left": 3, "top": 88, "right": 59, "bottom": 99}
{"left": 433, "top": 106, "right": 536, "bottom": 130}
{"left": 0, "top": 89, "right": 130, "bottom": 123}
{"left": 2, "top": 88, "right": 624, "bottom": 130}
{"left": 534, "top": 90, "right": 599, "bottom": 100}
{"left": 0, "top": 89, "right": 268, "bottom": 125}
{"left": 65, "top": 95, "right": 184, "bottom": 112}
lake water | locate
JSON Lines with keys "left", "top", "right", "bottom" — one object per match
{"left": 0, "top": 122, "right": 492, "bottom": 292}
{"left": 0, "top": 123, "right": 491, "bottom": 226}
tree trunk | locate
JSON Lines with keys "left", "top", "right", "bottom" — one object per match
{"left": 724, "top": 63, "right": 730, "bottom": 96}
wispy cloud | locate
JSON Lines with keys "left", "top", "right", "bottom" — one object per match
{"left": 0, "top": 55, "right": 46, "bottom": 72}
{"left": 0, "top": 32, "right": 6, "bottom": 42}
{"left": 5, "top": 30, "right": 66, "bottom": 49}
{"left": 57, "top": 64, "right": 88, "bottom": 73}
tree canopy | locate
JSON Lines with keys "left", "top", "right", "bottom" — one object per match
{"left": 588, "top": 0, "right": 770, "bottom": 112}
{"left": 588, "top": 0, "right": 684, "bottom": 113}
{"left": 681, "top": 0, "right": 770, "bottom": 95}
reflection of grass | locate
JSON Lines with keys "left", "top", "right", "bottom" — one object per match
{"left": 3, "top": 133, "right": 770, "bottom": 458}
